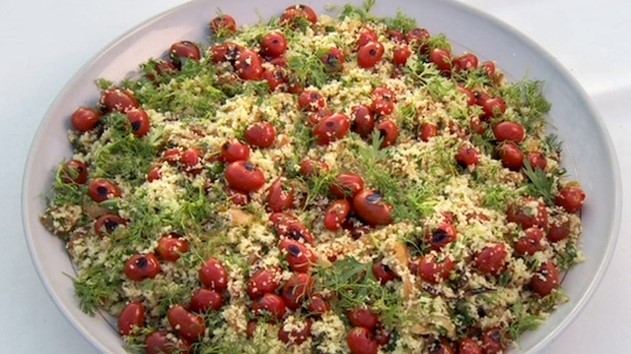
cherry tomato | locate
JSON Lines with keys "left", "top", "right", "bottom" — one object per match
{"left": 299, "top": 159, "right": 329, "bottom": 177}
{"left": 247, "top": 268, "right": 281, "bottom": 300}
{"left": 456, "top": 339, "right": 482, "bottom": 354}
{"left": 313, "top": 113, "right": 350, "bottom": 145}
{"left": 145, "top": 331, "right": 191, "bottom": 354}
{"left": 88, "top": 178, "right": 121, "bottom": 202}
{"left": 210, "top": 15, "right": 237, "bottom": 34}
{"left": 321, "top": 47, "right": 345, "bottom": 72}
{"left": 278, "top": 319, "right": 312, "bottom": 345}
{"left": 497, "top": 142, "right": 524, "bottom": 171}
{"left": 351, "top": 105, "right": 375, "bottom": 139}
{"left": 307, "top": 295, "right": 331, "bottom": 316}
{"left": 453, "top": 53, "right": 479, "bottom": 72}
{"left": 267, "top": 179, "right": 295, "bottom": 212}
{"left": 482, "top": 328, "right": 505, "bottom": 354}
{"left": 526, "top": 151, "right": 547, "bottom": 171}
{"left": 278, "top": 217, "right": 315, "bottom": 245}
{"left": 530, "top": 261, "right": 560, "bottom": 297}
{"left": 244, "top": 121, "right": 276, "bottom": 148}
{"left": 161, "top": 148, "right": 182, "bottom": 164}
{"left": 493, "top": 121, "right": 525, "bottom": 143}
{"left": 261, "top": 32, "right": 288, "bottom": 58}
{"left": 167, "top": 305, "right": 206, "bottom": 342}
{"left": 280, "top": 4, "right": 318, "bottom": 27}
{"left": 61, "top": 160, "right": 88, "bottom": 185}
{"left": 169, "top": 41, "right": 201, "bottom": 68}
{"left": 420, "top": 122, "right": 439, "bottom": 142}
{"left": 507, "top": 198, "right": 548, "bottom": 230}
{"left": 125, "top": 108, "right": 151, "bottom": 137}
{"left": 145, "top": 60, "right": 178, "bottom": 82}
{"left": 100, "top": 88, "right": 139, "bottom": 113}
{"left": 374, "top": 326, "right": 391, "bottom": 346}
{"left": 387, "top": 29, "right": 405, "bottom": 43}
{"left": 94, "top": 214, "right": 126, "bottom": 237}
{"left": 458, "top": 86, "right": 477, "bottom": 106}
{"left": 156, "top": 233, "right": 189, "bottom": 262}
{"left": 236, "top": 50, "right": 264, "bottom": 81}
{"left": 427, "top": 223, "right": 457, "bottom": 251}
{"left": 481, "top": 96, "right": 507, "bottom": 118}
{"left": 547, "top": 219, "right": 570, "bottom": 243}
{"left": 324, "top": 199, "right": 352, "bottom": 231}
{"left": 252, "top": 293, "right": 286, "bottom": 321}
{"left": 371, "top": 88, "right": 396, "bottom": 116}
{"left": 117, "top": 302, "right": 145, "bottom": 336}
{"left": 481, "top": 60, "right": 497, "bottom": 77}
{"left": 225, "top": 161, "right": 266, "bottom": 192}
{"left": 555, "top": 185, "right": 586, "bottom": 213}
{"left": 330, "top": 173, "right": 365, "bottom": 198}
{"left": 372, "top": 262, "right": 399, "bottom": 284}
{"left": 475, "top": 244, "right": 508, "bottom": 275}
{"left": 307, "top": 109, "right": 332, "bottom": 127}
{"left": 353, "top": 189, "right": 393, "bottom": 225}
{"left": 124, "top": 254, "right": 161, "bottom": 281}
{"left": 190, "top": 288, "right": 224, "bottom": 312}
{"left": 515, "top": 227, "right": 545, "bottom": 256}
{"left": 209, "top": 42, "right": 244, "bottom": 65}
{"left": 199, "top": 258, "right": 229, "bottom": 292}
{"left": 298, "top": 90, "right": 327, "bottom": 111}
{"left": 470, "top": 117, "right": 488, "bottom": 135}
{"left": 393, "top": 44, "right": 412, "bottom": 66}
{"left": 180, "top": 148, "right": 202, "bottom": 173}
{"left": 280, "top": 239, "right": 317, "bottom": 273}
{"left": 347, "top": 327, "right": 379, "bottom": 354}
{"left": 246, "top": 321, "right": 258, "bottom": 339}
{"left": 429, "top": 48, "right": 452, "bottom": 73}
{"left": 263, "top": 66, "right": 288, "bottom": 91}
{"left": 357, "top": 41, "right": 385, "bottom": 69}
{"left": 456, "top": 146, "right": 481, "bottom": 167}
{"left": 71, "top": 107, "right": 101, "bottom": 132}
{"left": 282, "top": 273, "right": 314, "bottom": 310}
{"left": 418, "top": 254, "right": 455, "bottom": 284}
{"left": 221, "top": 139, "right": 250, "bottom": 162}
{"left": 227, "top": 187, "right": 250, "bottom": 206}
{"left": 406, "top": 27, "right": 431, "bottom": 52}
{"left": 348, "top": 308, "right": 379, "bottom": 330}
{"left": 357, "top": 28, "right": 378, "bottom": 48}
{"left": 429, "top": 339, "right": 456, "bottom": 354}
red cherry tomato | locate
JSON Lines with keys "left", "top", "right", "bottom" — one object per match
{"left": 475, "top": 244, "right": 508, "bottom": 275}
{"left": 227, "top": 187, "right": 250, "bottom": 206}
{"left": 220, "top": 139, "right": 251, "bottom": 163}
{"left": 527, "top": 151, "right": 547, "bottom": 171}
{"left": 453, "top": 53, "right": 479, "bottom": 72}
{"left": 199, "top": 258, "right": 229, "bottom": 292}
{"left": 507, "top": 198, "right": 548, "bottom": 230}
{"left": 100, "top": 88, "right": 139, "bottom": 113}
{"left": 210, "top": 42, "right": 244, "bottom": 65}
{"left": 167, "top": 305, "right": 206, "bottom": 342}
{"left": 161, "top": 148, "right": 182, "bottom": 164}
{"left": 169, "top": 41, "right": 201, "bottom": 68}
{"left": 353, "top": 189, "right": 393, "bottom": 225}
{"left": 236, "top": 50, "right": 264, "bottom": 81}
{"left": 547, "top": 219, "right": 571, "bottom": 243}
{"left": 406, "top": 27, "right": 431, "bottom": 52}
{"left": 118, "top": 302, "right": 145, "bottom": 336}
{"left": 124, "top": 254, "right": 161, "bottom": 281}
{"left": 281, "top": 273, "right": 314, "bottom": 310}
{"left": 88, "top": 178, "right": 121, "bottom": 202}
{"left": 427, "top": 223, "right": 457, "bottom": 251}
{"left": 61, "top": 160, "right": 88, "bottom": 185}
{"left": 458, "top": 338, "right": 483, "bottom": 354}
{"left": 247, "top": 268, "right": 281, "bottom": 300}
{"left": 225, "top": 161, "right": 266, "bottom": 192}
{"left": 429, "top": 48, "right": 452, "bottom": 73}
{"left": 307, "top": 109, "right": 332, "bottom": 127}
{"left": 481, "top": 61, "right": 497, "bottom": 77}
{"left": 456, "top": 146, "right": 481, "bottom": 167}
{"left": 147, "top": 165, "right": 161, "bottom": 182}
{"left": 280, "top": 4, "right": 318, "bottom": 27}
{"left": 514, "top": 227, "right": 545, "bottom": 256}
{"left": 470, "top": 117, "right": 488, "bottom": 135}
{"left": 372, "top": 262, "right": 399, "bottom": 284}
{"left": 246, "top": 321, "right": 258, "bottom": 339}
{"left": 530, "top": 261, "right": 560, "bottom": 297}
{"left": 498, "top": 142, "right": 524, "bottom": 171}
{"left": 321, "top": 47, "right": 345, "bottom": 72}
{"left": 280, "top": 239, "right": 317, "bottom": 273}
{"left": 374, "top": 326, "right": 392, "bottom": 346}
{"left": 348, "top": 308, "right": 379, "bottom": 331}
{"left": 190, "top": 288, "right": 224, "bottom": 312}
{"left": 210, "top": 14, "right": 237, "bottom": 34}
{"left": 555, "top": 186, "right": 586, "bottom": 213}
{"left": 125, "top": 108, "right": 151, "bottom": 137}
{"left": 357, "top": 41, "right": 385, "bottom": 69}
{"left": 156, "top": 233, "right": 189, "bottom": 262}
{"left": 313, "top": 113, "right": 350, "bottom": 145}
{"left": 371, "top": 87, "right": 396, "bottom": 115}
{"left": 393, "top": 44, "right": 412, "bottom": 66}
{"left": 94, "top": 214, "right": 126, "bottom": 237}
{"left": 481, "top": 97, "right": 507, "bottom": 118}
{"left": 347, "top": 327, "right": 379, "bottom": 354}
{"left": 482, "top": 328, "right": 505, "bottom": 354}
{"left": 351, "top": 104, "right": 375, "bottom": 139}
{"left": 263, "top": 66, "right": 288, "bottom": 91}
{"left": 180, "top": 148, "right": 202, "bottom": 173}
{"left": 493, "top": 121, "right": 525, "bottom": 143}
{"left": 330, "top": 173, "right": 365, "bottom": 198}
{"left": 307, "top": 294, "right": 331, "bottom": 316}
{"left": 261, "top": 32, "right": 288, "bottom": 58}
{"left": 244, "top": 121, "right": 276, "bottom": 148}
{"left": 71, "top": 107, "right": 101, "bottom": 132}
{"left": 418, "top": 254, "right": 455, "bottom": 284}
{"left": 357, "top": 28, "right": 378, "bottom": 48}
{"left": 298, "top": 90, "right": 327, "bottom": 111}
{"left": 300, "top": 159, "right": 329, "bottom": 177}
{"left": 267, "top": 179, "right": 295, "bottom": 212}
{"left": 420, "top": 123, "right": 439, "bottom": 142}
{"left": 145, "top": 60, "right": 178, "bottom": 82}
{"left": 430, "top": 339, "right": 457, "bottom": 354}
{"left": 252, "top": 293, "right": 286, "bottom": 321}
{"left": 387, "top": 29, "right": 405, "bottom": 43}
{"left": 145, "top": 331, "right": 191, "bottom": 354}
{"left": 458, "top": 86, "right": 477, "bottom": 106}
{"left": 324, "top": 199, "right": 352, "bottom": 231}
{"left": 278, "top": 319, "right": 312, "bottom": 345}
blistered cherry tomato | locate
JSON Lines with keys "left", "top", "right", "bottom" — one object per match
{"left": 225, "top": 161, "right": 266, "bottom": 192}
{"left": 406, "top": 27, "right": 431, "bottom": 51}
{"left": 167, "top": 305, "right": 206, "bottom": 342}
{"left": 475, "top": 244, "right": 508, "bottom": 275}
{"left": 456, "top": 146, "right": 481, "bottom": 167}
{"left": 313, "top": 113, "right": 350, "bottom": 145}
{"left": 263, "top": 66, "right": 288, "bottom": 91}
{"left": 245, "top": 121, "right": 276, "bottom": 148}
{"left": 458, "top": 338, "right": 483, "bottom": 354}
{"left": 299, "top": 159, "right": 329, "bottom": 177}
{"left": 351, "top": 105, "right": 375, "bottom": 139}
{"left": 547, "top": 219, "right": 571, "bottom": 243}
{"left": 357, "top": 28, "right": 378, "bottom": 48}
{"left": 353, "top": 189, "right": 393, "bottom": 225}
{"left": 307, "top": 109, "right": 332, "bottom": 127}
{"left": 221, "top": 139, "right": 250, "bottom": 162}
{"left": 227, "top": 187, "right": 250, "bottom": 206}
{"left": 324, "top": 199, "right": 351, "bottom": 231}
{"left": 280, "top": 239, "right": 317, "bottom": 273}
{"left": 275, "top": 216, "right": 315, "bottom": 245}
{"left": 210, "top": 15, "right": 237, "bottom": 34}
{"left": 374, "top": 326, "right": 392, "bottom": 347}
{"left": 61, "top": 160, "right": 88, "bottom": 185}
{"left": 371, "top": 88, "right": 396, "bottom": 116}
{"left": 190, "top": 288, "right": 224, "bottom": 312}
{"left": 170, "top": 41, "right": 201, "bottom": 67}
{"left": 497, "top": 142, "right": 524, "bottom": 171}
{"left": 146, "top": 60, "right": 178, "bottom": 82}
{"left": 100, "top": 88, "right": 139, "bottom": 113}
{"left": 430, "top": 339, "right": 456, "bottom": 354}
{"left": 88, "top": 178, "right": 121, "bottom": 202}
{"left": 507, "top": 198, "right": 548, "bottom": 230}
{"left": 156, "top": 233, "right": 189, "bottom": 262}
{"left": 321, "top": 47, "right": 345, "bottom": 72}
{"left": 125, "top": 254, "right": 161, "bottom": 281}
{"left": 330, "top": 173, "right": 365, "bottom": 198}
{"left": 199, "top": 258, "right": 229, "bottom": 292}
{"left": 481, "top": 96, "right": 507, "bottom": 118}
{"left": 161, "top": 148, "right": 182, "bottom": 164}
{"left": 145, "top": 331, "right": 191, "bottom": 354}
{"left": 470, "top": 117, "right": 488, "bottom": 135}
{"left": 236, "top": 50, "right": 264, "bottom": 81}
{"left": 453, "top": 53, "right": 479, "bottom": 72}
{"left": 347, "top": 327, "right": 378, "bottom": 354}
{"left": 307, "top": 295, "right": 331, "bottom": 316}
{"left": 357, "top": 41, "right": 385, "bottom": 69}
{"left": 515, "top": 227, "right": 545, "bottom": 256}
{"left": 387, "top": 29, "right": 405, "bottom": 43}
{"left": 298, "top": 90, "right": 327, "bottom": 111}
{"left": 418, "top": 254, "right": 455, "bottom": 284}
{"left": 393, "top": 44, "right": 412, "bottom": 66}
{"left": 252, "top": 293, "right": 286, "bottom": 321}
{"left": 481, "top": 61, "right": 497, "bottom": 77}
{"left": 247, "top": 268, "right": 281, "bottom": 299}
{"left": 493, "top": 121, "right": 525, "bottom": 143}
{"left": 71, "top": 107, "right": 101, "bottom": 132}
{"left": 555, "top": 186, "right": 586, "bottom": 213}
{"left": 261, "top": 32, "right": 288, "bottom": 58}
{"left": 482, "top": 328, "right": 505, "bottom": 354}
{"left": 530, "top": 261, "right": 560, "bottom": 297}
{"left": 117, "top": 302, "right": 145, "bottom": 336}
{"left": 94, "top": 214, "right": 126, "bottom": 237}
{"left": 278, "top": 319, "right": 312, "bottom": 345}
{"left": 526, "top": 151, "right": 547, "bottom": 171}
{"left": 246, "top": 321, "right": 258, "bottom": 339}
{"left": 419, "top": 123, "right": 439, "bottom": 142}
{"left": 429, "top": 48, "right": 452, "bottom": 73}
{"left": 282, "top": 273, "right": 314, "bottom": 310}
{"left": 428, "top": 223, "right": 457, "bottom": 251}
{"left": 372, "top": 262, "right": 399, "bottom": 285}
{"left": 180, "top": 148, "right": 202, "bottom": 173}
{"left": 126, "top": 108, "right": 151, "bottom": 137}
{"left": 458, "top": 86, "right": 477, "bottom": 106}
{"left": 280, "top": 4, "right": 317, "bottom": 27}
{"left": 210, "top": 42, "right": 243, "bottom": 65}
{"left": 348, "top": 308, "right": 379, "bottom": 330}
{"left": 267, "top": 179, "right": 295, "bottom": 212}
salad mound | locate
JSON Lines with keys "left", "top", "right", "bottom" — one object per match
{"left": 41, "top": 2, "right": 586, "bottom": 353}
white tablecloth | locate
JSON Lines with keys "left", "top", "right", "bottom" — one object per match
{"left": 1, "top": 0, "right": 628, "bottom": 352}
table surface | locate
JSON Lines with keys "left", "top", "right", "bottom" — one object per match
{"left": 1, "top": 0, "right": 629, "bottom": 353}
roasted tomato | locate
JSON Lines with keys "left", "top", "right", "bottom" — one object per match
{"left": 190, "top": 288, "right": 224, "bottom": 312}
{"left": 427, "top": 223, "right": 457, "bottom": 251}
{"left": 88, "top": 178, "right": 121, "bottom": 202}
{"left": 167, "top": 305, "right": 206, "bottom": 342}
{"left": 555, "top": 185, "right": 586, "bottom": 213}
{"left": 353, "top": 189, "right": 393, "bottom": 225}
{"left": 252, "top": 293, "right": 287, "bottom": 321}
{"left": 278, "top": 319, "right": 313, "bottom": 345}
{"left": 313, "top": 113, "right": 350, "bottom": 145}
{"left": 507, "top": 198, "right": 548, "bottom": 230}
{"left": 267, "top": 178, "right": 295, "bottom": 212}
{"left": 71, "top": 107, "right": 101, "bottom": 132}
{"left": 124, "top": 254, "right": 161, "bottom": 281}
{"left": 347, "top": 327, "right": 379, "bottom": 354}
{"left": 60, "top": 160, "right": 88, "bottom": 185}
{"left": 199, "top": 258, "right": 229, "bottom": 292}
{"left": 323, "top": 199, "right": 352, "bottom": 231}
{"left": 225, "top": 161, "right": 266, "bottom": 192}
{"left": 281, "top": 273, "right": 314, "bottom": 310}
{"left": 357, "top": 41, "right": 385, "bottom": 69}
{"left": 530, "top": 261, "right": 560, "bottom": 297}
{"left": 330, "top": 174, "right": 365, "bottom": 198}
{"left": 118, "top": 302, "right": 145, "bottom": 336}
{"left": 247, "top": 268, "right": 281, "bottom": 300}
{"left": 156, "top": 233, "right": 190, "bottom": 262}
{"left": 280, "top": 4, "right": 318, "bottom": 27}
{"left": 280, "top": 239, "right": 317, "bottom": 273}
{"left": 417, "top": 254, "right": 455, "bottom": 284}
{"left": 474, "top": 244, "right": 508, "bottom": 276}
{"left": 210, "top": 14, "right": 237, "bottom": 34}
{"left": 261, "top": 32, "right": 288, "bottom": 58}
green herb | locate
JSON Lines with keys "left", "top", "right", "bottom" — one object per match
{"left": 522, "top": 161, "right": 556, "bottom": 205}
{"left": 501, "top": 79, "right": 551, "bottom": 133}
{"left": 72, "top": 267, "right": 121, "bottom": 316}
{"left": 339, "top": 0, "right": 376, "bottom": 21}
{"left": 543, "top": 133, "right": 563, "bottom": 156}
{"left": 380, "top": 10, "right": 416, "bottom": 32}
{"left": 287, "top": 50, "right": 331, "bottom": 88}
{"left": 508, "top": 301, "right": 544, "bottom": 339}
{"left": 556, "top": 242, "right": 579, "bottom": 270}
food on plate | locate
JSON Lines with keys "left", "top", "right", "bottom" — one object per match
{"left": 41, "top": 2, "right": 586, "bottom": 353}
